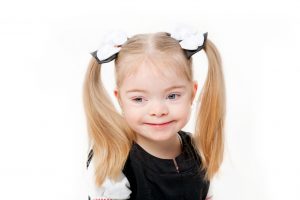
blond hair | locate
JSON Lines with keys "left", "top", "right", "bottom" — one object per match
{"left": 82, "top": 32, "right": 226, "bottom": 187}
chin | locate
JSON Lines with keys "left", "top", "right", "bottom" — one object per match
{"left": 136, "top": 126, "right": 180, "bottom": 142}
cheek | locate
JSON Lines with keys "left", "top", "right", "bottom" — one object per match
{"left": 122, "top": 105, "right": 143, "bottom": 124}
{"left": 171, "top": 102, "right": 192, "bottom": 119}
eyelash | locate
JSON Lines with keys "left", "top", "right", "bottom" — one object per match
{"left": 132, "top": 93, "right": 181, "bottom": 103}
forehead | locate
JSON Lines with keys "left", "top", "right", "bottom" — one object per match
{"left": 120, "top": 60, "right": 190, "bottom": 92}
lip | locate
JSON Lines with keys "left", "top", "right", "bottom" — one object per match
{"left": 144, "top": 121, "right": 174, "bottom": 128}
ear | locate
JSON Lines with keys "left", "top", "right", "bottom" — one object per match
{"left": 191, "top": 81, "right": 198, "bottom": 104}
{"left": 114, "top": 88, "right": 122, "bottom": 107}
{"left": 114, "top": 88, "right": 118, "bottom": 99}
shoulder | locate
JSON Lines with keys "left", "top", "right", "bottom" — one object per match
{"left": 179, "top": 131, "right": 213, "bottom": 199}
{"left": 86, "top": 148, "right": 132, "bottom": 200}
{"left": 179, "top": 130, "right": 206, "bottom": 168}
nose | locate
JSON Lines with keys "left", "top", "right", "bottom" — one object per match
{"left": 149, "top": 100, "right": 169, "bottom": 117}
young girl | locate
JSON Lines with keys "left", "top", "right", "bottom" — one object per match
{"left": 83, "top": 25, "right": 226, "bottom": 200}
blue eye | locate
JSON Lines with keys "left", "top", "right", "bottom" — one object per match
{"left": 168, "top": 93, "right": 181, "bottom": 100}
{"left": 132, "top": 94, "right": 180, "bottom": 103}
{"left": 132, "top": 97, "right": 144, "bottom": 103}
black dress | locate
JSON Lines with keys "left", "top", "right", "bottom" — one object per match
{"left": 87, "top": 130, "right": 210, "bottom": 200}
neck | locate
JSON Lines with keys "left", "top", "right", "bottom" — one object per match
{"left": 135, "top": 133, "right": 182, "bottom": 159}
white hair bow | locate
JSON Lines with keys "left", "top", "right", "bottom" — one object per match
{"left": 91, "top": 29, "right": 128, "bottom": 64}
{"left": 90, "top": 25, "right": 207, "bottom": 64}
{"left": 169, "top": 25, "right": 206, "bottom": 50}
{"left": 168, "top": 25, "right": 208, "bottom": 58}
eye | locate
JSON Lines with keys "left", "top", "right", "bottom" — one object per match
{"left": 167, "top": 93, "right": 181, "bottom": 100}
{"left": 132, "top": 97, "right": 145, "bottom": 103}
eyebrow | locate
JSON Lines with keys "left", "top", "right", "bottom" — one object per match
{"left": 126, "top": 85, "right": 186, "bottom": 94}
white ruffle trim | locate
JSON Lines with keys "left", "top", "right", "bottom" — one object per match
{"left": 86, "top": 157, "right": 131, "bottom": 200}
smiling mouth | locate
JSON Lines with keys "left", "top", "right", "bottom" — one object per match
{"left": 144, "top": 121, "right": 174, "bottom": 126}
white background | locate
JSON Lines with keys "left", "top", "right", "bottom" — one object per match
{"left": 0, "top": 0, "right": 300, "bottom": 199}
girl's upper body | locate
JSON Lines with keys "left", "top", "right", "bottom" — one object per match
{"left": 83, "top": 25, "right": 225, "bottom": 200}
{"left": 87, "top": 130, "right": 213, "bottom": 200}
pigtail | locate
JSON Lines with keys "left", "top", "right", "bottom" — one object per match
{"left": 82, "top": 57, "right": 135, "bottom": 187}
{"left": 193, "top": 39, "right": 226, "bottom": 181}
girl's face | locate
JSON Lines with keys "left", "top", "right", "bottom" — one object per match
{"left": 114, "top": 62, "right": 197, "bottom": 144}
